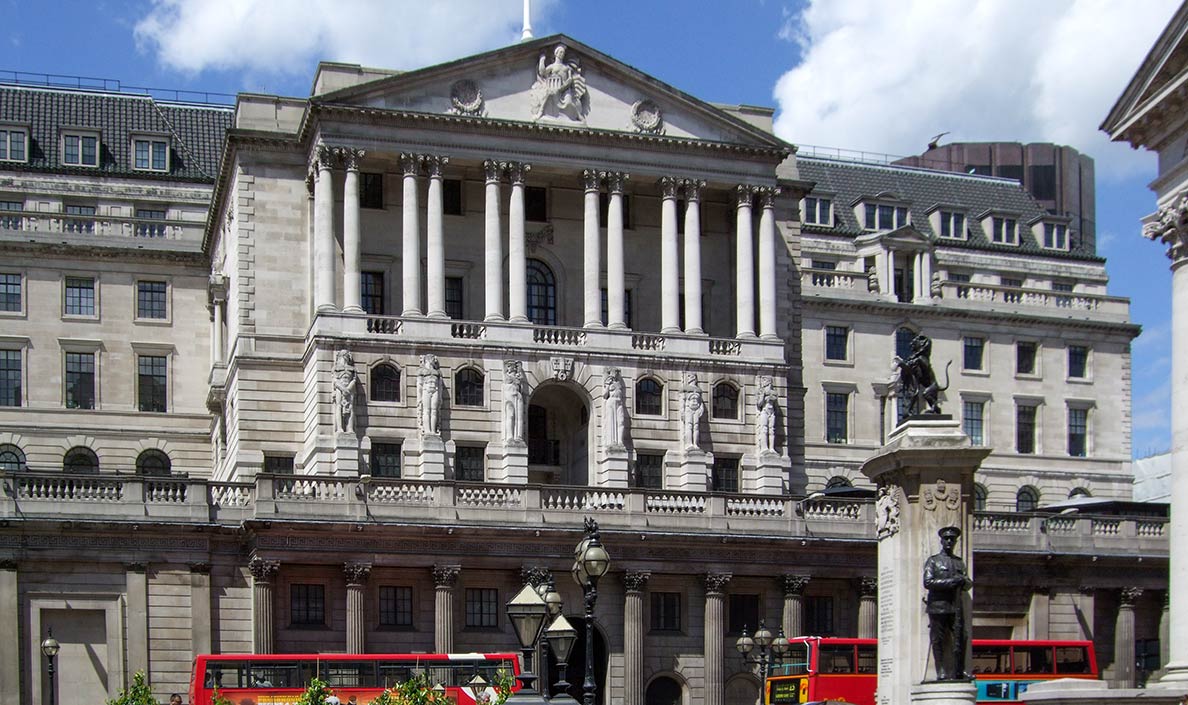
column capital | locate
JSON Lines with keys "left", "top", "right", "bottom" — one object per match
{"left": 315, "top": 144, "right": 336, "bottom": 170}
{"left": 335, "top": 147, "right": 366, "bottom": 171}
{"left": 1144, "top": 191, "right": 1188, "bottom": 262}
{"left": 736, "top": 184, "right": 760, "bottom": 207}
{"left": 781, "top": 574, "right": 810, "bottom": 596}
{"left": 1120, "top": 586, "right": 1144, "bottom": 607}
{"left": 344, "top": 562, "right": 372, "bottom": 586}
{"left": 680, "top": 178, "right": 707, "bottom": 201}
{"left": 858, "top": 576, "right": 878, "bottom": 598}
{"left": 424, "top": 154, "right": 450, "bottom": 177}
{"left": 703, "top": 572, "right": 732, "bottom": 595}
{"left": 188, "top": 562, "right": 211, "bottom": 575}
{"left": 521, "top": 565, "right": 552, "bottom": 588}
{"left": 606, "top": 171, "right": 630, "bottom": 194}
{"left": 483, "top": 159, "right": 506, "bottom": 183}
{"left": 432, "top": 564, "right": 461, "bottom": 588}
{"left": 757, "top": 186, "right": 781, "bottom": 208}
{"left": 506, "top": 161, "right": 531, "bottom": 184}
{"left": 249, "top": 557, "right": 280, "bottom": 583}
{"left": 399, "top": 152, "right": 425, "bottom": 175}
{"left": 658, "top": 176, "right": 680, "bottom": 199}
{"left": 623, "top": 571, "right": 652, "bottom": 592}
{"left": 581, "top": 169, "right": 604, "bottom": 192}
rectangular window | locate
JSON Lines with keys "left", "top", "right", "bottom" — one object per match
{"left": 805, "top": 595, "right": 834, "bottom": 636}
{"left": 650, "top": 592, "right": 681, "bottom": 632}
{"left": 134, "top": 208, "right": 167, "bottom": 238}
{"left": 950, "top": 271, "right": 971, "bottom": 299}
{"left": 826, "top": 392, "right": 848, "bottom": 444}
{"left": 991, "top": 217, "right": 1019, "bottom": 245}
{"left": 361, "top": 271, "right": 385, "bottom": 315}
{"left": 133, "top": 138, "right": 168, "bottom": 171}
{"left": 371, "top": 443, "right": 402, "bottom": 478}
{"left": 64, "top": 204, "right": 96, "bottom": 234}
{"left": 525, "top": 186, "right": 548, "bottom": 222}
{"left": 443, "top": 178, "right": 463, "bottom": 215}
{"left": 940, "top": 211, "right": 966, "bottom": 239}
{"left": 137, "top": 355, "right": 167, "bottom": 412}
{"left": 963, "top": 337, "right": 985, "bottom": 371}
{"left": 1068, "top": 407, "right": 1088, "bottom": 457}
{"left": 290, "top": 584, "right": 325, "bottom": 626}
{"left": 263, "top": 455, "right": 295, "bottom": 474}
{"left": 1029, "top": 164, "right": 1057, "bottom": 201}
{"left": 0, "top": 128, "right": 27, "bottom": 162}
{"left": 465, "top": 587, "right": 498, "bottom": 628}
{"left": 445, "top": 276, "right": 464, "bottom": 320}
{"left": 136, "top": 281, "right": 167, "bottom": 319}
{"left": 1053, "top": 280, "right": 1075, "bottom": 308}
{"left": 633, "top": 452, "right": 663, "bottom": 489}
{"left": 379, "top": 586, "right": 413, "bottom": 627}
{"left": 825, "top": 326, "right": 849, "bottom": 361}
{"left": 64, "top": 277, "right": 96, "bottom": 316}
{"left": 0, "top": 200, "right": 22, "bottom": 231}
{"left": 803, "top": 197, "right": 832, "bottom": 226}
{"left": 62, "top": 132, "right": 99, "bottom": 167}
{"left": 0, "top": 272, "right": 20, "bottom": 312}
{"left": 1001, "top": 276, "right": 1023, "bottom": 304}
{"left": 1017, "top": 342, "right": 1038, "bottom": 375}
{"left": 963, "top": 400, "right": 984, "bottom": 445}
{"left": 728, "top": 594, "right": 761, "bottom": 635}
{"left": 864, "top": 203, "right": 907, "bottom": 230}
{"left": 1043, "top": 223, "right": 1068, "bottom": 250}
{"left": 600, "top": 288, "right": 634, "bottom": 328}
{"left": 712, "top": 456, "right": 739, "bottom": 493}
{"left": 0, "top": 349, "right": 20, "bottom": 407}
{"left": 455, "top": 445, "right": 485, "bottom": 482}
{"left": 1017, "top": 404, "right": 1037, "bottom": 455}
{"left": 1068, "top": 345, "right": 1089, "bottom": 379}
{"left": 361, "top": 173, "right": 383, "bottom": 209}
{"left": 65, "top": 352, "right": 95, "bottom": 409}
{"left": 598, "top": 192, "right": 632, "bottom": 228}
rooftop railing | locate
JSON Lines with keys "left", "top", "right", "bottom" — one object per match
{"left": 0, "top": 212, "right": 205, "bottom": 244}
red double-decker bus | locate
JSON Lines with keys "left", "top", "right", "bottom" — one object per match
{"left": 765, "top": 637, "right": 1098, "bottom": 704}
{"left": 189, "top": 652, "right": 521, "bottom": 705}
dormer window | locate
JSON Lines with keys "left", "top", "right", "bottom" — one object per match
{"left": 0, "top": 127, "right": 27, "bottom": 163}
{"left": 132, "top": 136, "right": 169, "bottom": 172}
{"left": 938, "top": 211, "right": 966, "bottom": 240}
{"left": 862, "top": 203, "right": 909, "bottom": 231}
{"left": 989, "top": 216, "right": 1018, "bottom": 245}
{"left": 803, "top": 196, "right": 833, "bottom": 226}
{"left": 1041, "top": 222, "right": 1069, "bottom": 250}
{"left": 62, "top": 131, "right": 100, "bottom": 168}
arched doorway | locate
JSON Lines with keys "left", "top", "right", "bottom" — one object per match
{"left": 645, "top": 675, "right": 684, "bottom": 705}
{"left": 544, "top": 615, "right": 608, "bottom": 703}
{"left": 527, "top": 382, "right": 590, "bottom": 485}
{"left": 725, "top": 673, "right": 761, "bottom": 705}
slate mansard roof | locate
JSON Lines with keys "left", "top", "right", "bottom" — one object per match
{"left": 0, "top": 84, "right": 233, "bottom": 183}
{"left": 797, "top": 156, "right": 1102, "bottom": 262}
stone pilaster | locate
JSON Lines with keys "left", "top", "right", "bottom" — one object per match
{"left": 0, "top": 560, "right": 18, "bottom": 705}
{"left": 433, "top": 565, "right": 461, "bottom": 653}
{"left": 703, "top": 573, "right": 732, "bottom": 705}
{"left": 858, "top": 576, "right": 878, "bottom": 639}
{"left": 344, "top": 563, "right": 371, "bottom": 654}
{"left": 622, "top": 571, "right": 651, "bottom": 705}
{"left": 249, "top": 557, "right": 280, "bottom": 654}
{"left": 189, "top": 563, "right": 212, "bottom": 658}
{"left": 1114, "top": 587, "right": 1142, "bottom": 688}
{"left": 126, "top": 562, "right": 150, "bottom": 676}
{"left": 1028, "top": 587, "right": 1050, "bottom": 640}
{"left": 781, "top": 574, "right": 810, "bottom": 639}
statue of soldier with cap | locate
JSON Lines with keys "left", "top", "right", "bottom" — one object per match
{"left": 923, "top": 526, "right": 972, "bottom": 681}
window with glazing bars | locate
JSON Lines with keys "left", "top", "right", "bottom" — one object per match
{"left": 465, "top": 588, "right": 498, "bottom": 628}
{"left": 361, "top": 173, "right": 383, "bottom": 209}
{"left": 633, "top": 453, "right": 663, "bottom": 489}
{"left": 0, "top": 350, "right": 20, "bottom": 407}
{"left": 0, "top": 272, "right": 19, "bottom": 311}
{"left": 371, "top": 443, "right": 401, "bottom": 478}
{"left": 445, "top": 276, "right": 464, "bottom": 319}
{"left": 826, "top": 392, "right": 848, "bottom": 443}
{"left": 963, "top": 337, "right": 985, "bottom": 371}
{"left": 290, "top": 584, "right": 325, "bottom": 625}
{"left": 135, "top": 209, "right": 167, "bottom": 238}
{"left": 455, "top": 369, "right": 484, "bottom": 406}
{"left": 712, "top": 456, "right": 739, "bottom": 493}
{"left": 64, "top": 204, "right": 96, "bottom": 234}
{"left": 361, "top": 271, "right": 384, "bottom": 315}
{"left": 1068, "top": 345, "right": 1088, "bottom": 379}
{"left": 600, "top": 288, "right": 633, "bottom": 328}
{"left": 962, "top": 400, "right": 984, "bottom": 445}
{"left": 825, "top": 326, "right": 848, "bottom": 361}
{"left": 379, "top": 586, "right": 413, "bottom": 627}
{"left": 370, "top": 364, "right": 400, "bottom": 402}
{"left": 1017, "top": 342, "right": 1038, "bottom": 375}
{"left": 0, "top": 200, "right": 22, "bottom": 231}
{"left": 1017, "top": 405, "right": 1037, "bottom": 454}
{"left": 65, "top": 352, "right": 95, "bottom": 409}
{"left": 65, "top": 277, "right": 95, "bottom": 315}
{"left": 635, "top": 379, "right": 662, "bottom": 416}
{"left": 712, "top": 383, "right": 739, "bottom": 420}
{"left": 133, "top": 139, "right": 168, "bottom": 171}
{"left": 455, "top": 445, "right": 485, "bottom": 482}
{"left": 138, "top": 355, "right": 167, "bottom": 412}
{"left": 137, "top": 281, "right": 167, "bottom": 318}
{"left": 1068, "top": 408, "right": 1088, "bottom": 457}
{"left": 650, "top": 592, "right": 681, "bottom": 631}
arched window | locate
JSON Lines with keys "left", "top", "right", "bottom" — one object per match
{"left": 1016, "top": 485, "right": 1040, "bottom": 513}
{"left": 974, "top": 483, "right": 988, "bottom": 511}
{"left": 635, "top": 378, "right": 663, "bottom": 416}
{"left": 455, "top": 368, "right": 484, "bottom": 406}
{"left": 136, "top": 449, "right": 171, "bottom": 476}
{"left": 0, "top": 444, "right": 26, "bottom": 472}
{"left": 1069, "top": 486, "right": 1092, "bottom": 499}
{"left": 895, "top": 326, "right": 916, "bottom": 360}
{"left": 826, "top": 475, "right": 852, "bottom": 489}
{"left": 526, "top": 259, "right": 557, "bottom": 326}
{"left": 64, "top": 446, "right": 99, "bottom": 474}
{"left": 645, "top": 676, "right": 683, "bottom": 705}
{"left": 712, "top": 383, "right": 739, "bottom": 420}
{"left": 370, "top": 363, "right": 401, "bottom": 402}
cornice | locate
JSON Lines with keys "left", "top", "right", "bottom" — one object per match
{"left": 0, "top": 237, "right": 207, "bottom": 265}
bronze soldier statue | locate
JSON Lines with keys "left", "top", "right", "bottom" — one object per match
{"left": 923, "top": 526, "right": 972, "bottom": 681}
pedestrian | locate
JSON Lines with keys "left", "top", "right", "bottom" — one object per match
{"left": 169, "top": 694, "right": 183, "bottom": 705}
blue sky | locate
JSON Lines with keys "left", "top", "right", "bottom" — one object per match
{"left": 2, "top": 0, "right": 1178, "bottom": 457}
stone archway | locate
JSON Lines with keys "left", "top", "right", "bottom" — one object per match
{"left": 526, "top": 382, "right": 591, "bottom": 485}
{"left": 645, "top": 675, "right": 685, "bottom": 705}
{"left": 544, "top": 615, "right": 608, "bottom": 703}
{"left": 725, "top": 673, "right": 761, "bottom": 705}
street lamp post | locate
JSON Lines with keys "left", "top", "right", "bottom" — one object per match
{"left": 506, "top": 583, "right": 549, "bottom": 695}
{"left": 41, "top": 629, "right": 60, "bottom": 705}
{"left": 571, "top": 517, "right": 610, "bottom": 705}
{"left": 735, "top": 620, "right": 790, "bottom": 681}
{"left": 545, "top": 613, "right": 578, "bottom": 701}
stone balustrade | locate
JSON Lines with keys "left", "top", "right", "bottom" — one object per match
{"left": 0, "top": 472, "right": 1167, "bottom": 557}
{"left": 0, "top": 212, "right": 203, "bottom": 244}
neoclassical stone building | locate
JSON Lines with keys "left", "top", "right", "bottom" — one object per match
{"left": 0, "top": 34, "right": 1169, "bottom": 705}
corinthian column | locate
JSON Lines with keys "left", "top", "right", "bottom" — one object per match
{"left": 425, "top": 155, "right": 449, "bottom": 318}
{"left": 606, "top": 172, "right": 629, "bottom": 329}
{"left": 249, "top": 558, "right": 280, "bottom": 654}
{"left": 483, "top": 160, "right": 505, "bottom": 321}
{"left": 735, "top": 185, "right": 756, "bottom": 338}
{"left": 758, "top": 187, "right": 780, "bottom": 339}
{"left": 682, "top": 179, "right": 707, "bottom": 334}
{"left": 344, "top": 563, "right": 371, "bottom": 653}
{"left": 703, "top": 573, "right": 732, "bottom": 705}
{"left": 583, "top": 169, "right": 603, "bottom": 328}
{"left": 857, "top": 577, "right": 878, "bottom": 639}
{"left": 314, "top": 146, "right": 336, "bottom": 312}
{"left": 623, "top": 571, "right": 651, "bottom": 705}
{"left": 781, "top": 574, "right": 810, "bottom": 639}
{"left": 340, "top": 148, "right": 365, "bottom": 313}
{"left": 659, "top": 177, "right": 680, "bottom": 333}
{"left": 508, "top": 163, "right": 531, "bottom": 323}
{"left": 433, "top": 564, "right": 461, "bottom": 653}
{"left": 401, "top": 153, "right": 424, "bottom": 316}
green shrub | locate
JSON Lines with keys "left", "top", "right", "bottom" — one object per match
{"left": 106, "top": 671, "right": 157, "bottom": 705}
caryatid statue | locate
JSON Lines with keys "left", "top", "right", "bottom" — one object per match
{"left": 602, "top": 368, "right": 626, "bottom": 449}
{"left": 417, "top": 354, "right": 443, "bottom": 436}
{"left": 755, "top": 375, "right": 779, "bottom": 454}
{"left": 332, "top": 349, "right": 358, "bottom": 435}
{"left": 503, "top": 360, "right": 525, "bottom": 443}
{"left": 680, "top": 372, "right": 705, "bottom": 450}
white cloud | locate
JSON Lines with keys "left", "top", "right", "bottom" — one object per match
{"left": 134, "top": 0, "right": 554, "bottom": 80}
{"left": 773, "top": 0, "right": 1179, "bottom": 179}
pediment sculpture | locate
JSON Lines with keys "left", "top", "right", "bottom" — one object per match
{"left": 531, "top": 44, "right": 589, "bottom": 124}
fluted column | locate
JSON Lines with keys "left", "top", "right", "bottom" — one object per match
{"left": 508, "top": 163, "right": 531, "bottom": 323}
{"left": 735, "top": 185, "right": 756, "bottom": 338}
{"left": 581, "top": 169, "right": 604, "bottom": 328}
{"left": 401, "top": 153, "right": 424, "bottom": 316}
{"left": 682, "top": 179, "right": 706, "bottom": 334}
{"left": 857, "top": 577, "right": 878, "bottom": 639}
{"left": 659, "top": 177, "right": 680, "bottom": 333}
{"left": 425, "top": 155, "right": 449, "bottom": 318}
{"left": 314, "top": 146, "right": 336, "bottom": 312}
{"left": 781, "top": 574, "right": 810, "bottom": 639}
{"left": 344, "top": 563, "right": 371, "bottom": 654}
{"left": 433, "top": 565, "right": 461, "bottom": 653}
{"left": 758, "top": 186, "right": 780, "bottom": 338}
{"left": 483, "top": 160, "right": 505, "bottom": 321}
{"left": 341, "top": 148, "right": 365, "bottom": 313}
{"left": 1114, "top": 587, "right": 1142, "bottom": 687}
{"left": 211, "top": 296, "right": 224, "bottom": 363}
{"left": 606, "top": 172, "right": 629, "bottom": 329}
{"left": 703, "top": 573, "right": 732, "bottom": 705}
{"left": 623, "top": 571, "right": 651, "bottom": 705}
{"left": 249, "top": 558, "right": 280, "bottom": 654}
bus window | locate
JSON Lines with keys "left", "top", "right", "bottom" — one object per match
{"left": 1013, "top": 646, "right": 1054, "bottom": 674}
{"left": 971, "top": 644, "right": 1010, "bottom": 674}
{"left": 819, "top": 644, "right": 855, "bottom": 674}
{"left": 776, "top": 643, "right": 811, "bottom": 676}
{"left": 857, "top": 645, "right": 877, "bottom": 674}
{"left": 1055, "top": 646, "right": 1091, "bottom": 674}
{"left": 248, "top": 663, "right": 301, "bottom": 688}
{"left": 379, "top": 664, "right": 418, "bottom": 687}
{"left": 323, "top": 662, "right": 377, "bottom": 688}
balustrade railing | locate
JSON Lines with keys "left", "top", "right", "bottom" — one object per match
{"left": 0, "top": 213, "right": 201, "bottom": 241}
{"left": 534, "top": 326, "right": 587, "bottom": 346}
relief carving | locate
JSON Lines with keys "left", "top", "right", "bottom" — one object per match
{"left": 680, "top": 372, "right": 705, "bottom": 450}
{"left": 503, "top": 360, "right": 526, "bottom": 443}
{"left": 630, "top": 99, "right": 664, "bottom": 135}
{"left": 417, "top": 354, "right": 443, "bottom": 436}
{"left": 448, "top": 79, "right": 486, "bottom": 117}
{"left": 332, "top": 349, "right": 358, "bottom": 435}
{"left": 875, "top": 484, "right": 901, "bottom": 540}
{"left": 531, "top": 44, "right": 589, "bottom": 123}
{"left": 755, "top": 375, "right": 779, "bottom": 455}
{"left": 603, "top": 367, "right": 626, "bottom": 449}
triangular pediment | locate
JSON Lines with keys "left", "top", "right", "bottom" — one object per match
{"left": 855, "top": 225, "right": 932, "bottom": 249}
{"left": 313, "top": 34, "right": 787, "bottom": 151}
{"left": 1102, "top": 3, "right": 1188, "bottom": 142}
